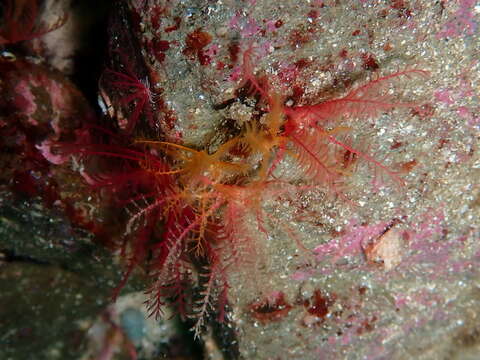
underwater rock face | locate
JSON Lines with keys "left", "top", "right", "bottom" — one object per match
{"left": 110, "top": 1, "right": 479, "bottom": 359}
{"left": 0, "top": 197, "right": 117, "bottom": 360}
{"left": 1, "top": 0, "right": 480, "bottom": 359}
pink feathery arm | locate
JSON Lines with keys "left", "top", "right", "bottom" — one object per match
{"left": 285, "top": 69, "right": 429, "bottom": 128}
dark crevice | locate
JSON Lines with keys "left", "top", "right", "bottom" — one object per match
{"left": 69, "top": 0, "right": 112, "bottom": 110}
{"left": 1, "top": 248, "right": 50, "bottom": 266}
{"left": 211, "top": 306, "right": 241, "bottom": 360}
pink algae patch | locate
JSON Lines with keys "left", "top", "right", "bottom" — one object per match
{"left": 14, "top": 80, "right": 37, "bottom": 114}
{"left": 436, "top": 0, "right": 477, "bottom": 39}
{"left": 36, "top": 140, "right": 68, "bottom": 165}
{"left": 457, "top": 106, "right": 480, "bottom": 128}
{"left": 394, "top": 209, "right": 475, "bottom": 280}
{"left": 228, "top": 12, "right": 261, "bottom": 38}
{"left": 14, "top": 80, "right": 38, "bottom": 125}
{"left": 204, "top": 44, "right": 220, "bottom": 57}
{"left": 228, "top": 11, "right": 241, "bottom": 29}
{"left": 46, "top": 80, "right": 66, "bottom": 112}
{"left": 407, "top": 209, "right": 445, "bottom": 243}
{"left": 241, "top": 17, "right": 261, "bottom": 37}
{"left": 290, "top": 269, "right": 315, "bottom": 281}
{"left": 265, "top": 19, "right": 278, "bottom": 33}
{"left": 434, "top": 89, "right": 455, "bottom": 105}
{"left": 314, "top": 220, "right": 389, "bottom": 263}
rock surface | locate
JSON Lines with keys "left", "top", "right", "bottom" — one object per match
{"left": 1, "top": 1, "right": 479, "bottom": 359}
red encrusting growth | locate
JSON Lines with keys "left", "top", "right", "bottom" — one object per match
{"left": 183, "top": 28, "right": 213, "bottom": 66}
{"left": 305, "top": 290, "right": 335, "bottom": 319}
